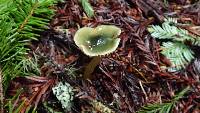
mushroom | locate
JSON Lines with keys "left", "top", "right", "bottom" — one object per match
{"left": 74, "top": 25, "right": 121, "bottom": 56}
{"left": 74, "top": 25, "right": 121, "bottom": 79}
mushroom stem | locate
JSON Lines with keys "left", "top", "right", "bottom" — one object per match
{"left": 83, "top": 56, "right": 101, "bottom": 79}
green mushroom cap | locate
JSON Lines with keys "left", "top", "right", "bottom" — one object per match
{"left": 74, "top": 25, "right": 121, "bottom": 56}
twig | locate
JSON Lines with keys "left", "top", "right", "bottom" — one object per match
{"left": 0, "top": 67, "right": 4, "bottom": 113}
{"left": 139, "top": 80, "right": 148, "bottom": 100}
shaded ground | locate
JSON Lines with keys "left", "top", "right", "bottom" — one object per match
{"left": 6, "top": 0, "right": 200, "bottom": 113}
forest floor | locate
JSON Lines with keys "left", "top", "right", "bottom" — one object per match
{"left": 5, "top": 0, "right": 200, "bottom": 113}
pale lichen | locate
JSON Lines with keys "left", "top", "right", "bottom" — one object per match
{"left": 52, "top": 82, "right": 74, "bottom": 111}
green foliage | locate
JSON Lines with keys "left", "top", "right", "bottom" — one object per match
{"left": 91, "top": 100, "right": 115, "bottom": 113}
{"left": 4, "top": 88, "right": 25, "bottom": 113}
{"left": 4, "top": 88, "right": 40, "bottom": 113}
{"left": 138, "top": 103, "right": 173, "bottom": 113}
{"left": 20, "top": 53, "right": 41, "bottom": 76}
{"left": 161, "top": 42, "right": 194, "bottom": 71}
{"left": 80, "top": 0, "right": 94, "bottom": 18}
{"left": 0, "top": 0, "right": 59, "bottom": 86}
{"left": 43, "top": 102, "right": 62, "bottom": 113}
{"left": 148, "top": 18, "right": 200, "bottom": 71}
{"left": 138, "top": 87, "right": 190, "bottom": 113}
{"left": 148, "top": 18, "right": 190, "bottom": 41}
{"left": 64, "top": 64, "right": 78, "bottom": 78}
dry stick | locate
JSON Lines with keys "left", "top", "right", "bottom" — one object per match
{"left": 0, "top": 67, "right": 4, "bottom": 113}
{"left": 139, "top": 80, "right": 148, "bottom": 100}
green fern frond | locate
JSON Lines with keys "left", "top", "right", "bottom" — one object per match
{"left": 80, "top": 0, "right": 94, "bottom": 18}
{"left": 164, "top": 17, "right": 178, "bottom": 24}
{"left": 148, "top": 21, "right": 190, "bottom": 41}
{"left": 148, "top": 17, "right": 195, "bottom": 42}
{"left": 0, "top": 0, "right": 59, "bottom": 86}
{"left": 138, "top": 103, "right": 173, "bottom": 113}
{"left": 148, "top": 23, "right": 179, "bottom": 39}
{"left": 161, "top": 42, "right": 194, "bottom": 71}
{"left": 148, "top": 17, "right": 200, "bottom": 71}
{"left": 173, "top": 86, "right": 190, "bottom": 101}
{"left": 137, "top": 87, "right": 190, "bottom": 113}
{"left": 189, "top": 35, "right": 200, "bottom": 46}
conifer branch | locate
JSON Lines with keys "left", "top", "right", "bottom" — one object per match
{"left": 18, "top": 2, "right": 39, "bottom": 30}
{"left": 138, "top": 87, "right": 190, "bottom": 113}
{"left": 148, "top": 18, "right": 200, "bottom": 71}
{"left": 0, "top": 0, "right": 60, "bottom": 86}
